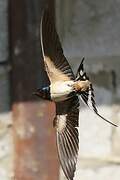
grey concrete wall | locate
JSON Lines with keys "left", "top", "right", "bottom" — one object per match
{"left": 0, "top": 0, "right": 10, "bottom": 112}
{"left": 56, "top": 0, "right": 120, "bottom": 180}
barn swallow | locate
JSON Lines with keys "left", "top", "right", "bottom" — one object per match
{"left": 34, "top": 10, "right": 118, "bottom": 180}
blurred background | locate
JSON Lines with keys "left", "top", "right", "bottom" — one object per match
{"left": 0, "top": 0, "right": 120, "bottom": 179}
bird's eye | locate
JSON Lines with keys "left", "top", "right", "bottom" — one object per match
{"left": 68, "top": 84, "right": 72, "bottom": 87}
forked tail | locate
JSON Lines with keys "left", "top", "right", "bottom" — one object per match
{"left": 76, "top": 58, "right": 118, "bottom": 127}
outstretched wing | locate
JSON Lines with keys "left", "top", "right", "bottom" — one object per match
{"left": 54, "top": 96, "right": 79, "bottom": 180}
{"left": 77, "top": 58, "right": 118, "bottom": 127}
{"left": 40, "top": 9, "right": 75, "bottom": 83}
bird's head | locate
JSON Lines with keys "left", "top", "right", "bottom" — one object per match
{"left": 33, "top": 86, "right": 51, "bottom": 100}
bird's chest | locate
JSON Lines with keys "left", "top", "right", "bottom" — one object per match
{"left": 50, "top": 81, "right": 74, "bottom": 102}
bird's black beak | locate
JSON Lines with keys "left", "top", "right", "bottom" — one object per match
{"left": 33, "top": 86, "right": 50, "bottom": 100}
{"left": 32, "top": 89, "right": 42, "bottom": 97}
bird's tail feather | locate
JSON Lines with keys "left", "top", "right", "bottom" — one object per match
{"left": 76, "top": 58, "right": 118, "bottom": 127}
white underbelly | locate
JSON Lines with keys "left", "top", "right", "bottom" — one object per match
{"left": 50, "top": 81, "right": 74, "bottom": 101}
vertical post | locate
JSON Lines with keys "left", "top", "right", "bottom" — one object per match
{"left": 9, "top": 0, "right": 59, "bottom": 179}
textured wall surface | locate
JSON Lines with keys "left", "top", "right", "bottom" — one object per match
{"left": 0, "top": 113, "right": 13, "bottom": 180}
{"left": 0, "top": 0, "right": 8, "bottom": 62}
{"left": 0, "top": 0, "right": 10, "bottom": 112}
{"left": 57, "top": 0, "right": 120, "bottom": 59}
{"left": 56, "top": 0, "right": 120, "bottom": 180}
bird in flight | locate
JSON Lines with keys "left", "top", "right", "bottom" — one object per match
{"left": 34, "top": 9, "right": 118, "bottom": 180}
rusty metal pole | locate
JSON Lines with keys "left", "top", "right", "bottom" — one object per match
{"left": 9, "top": 0, "right": 59, "bottom": 179}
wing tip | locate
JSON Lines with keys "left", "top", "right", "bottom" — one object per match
{"left": 81, "top": 56, "right": 85, "bottom": 65}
